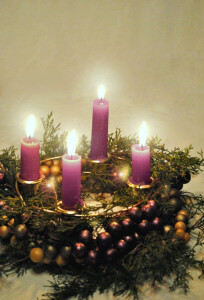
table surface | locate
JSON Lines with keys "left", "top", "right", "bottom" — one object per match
{"left": 0, "top": 0, "right": 204, "bottom": 299}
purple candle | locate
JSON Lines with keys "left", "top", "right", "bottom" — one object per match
{"left": 62, "top": 130, "right": 82, "bottom": 208}
{"left": 90, "top": 85, "right": 109, "bottom": 161}
{"left": 130, "top": 122, "right": 151, "bottom": 185}
{"left": 20, "top": 115, "right": 40, "bottom": 181}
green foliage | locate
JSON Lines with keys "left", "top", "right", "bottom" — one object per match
{"left": 108, "top": 128, "right": 138, "bottom": 154}
{"left": 0, "top": 113, "right": 203, "bottom": 300}
{"left": 41, "top": 112, "right": 67, "bottom": 158}
{"left": 77, "top": 135, "right": 90, "bottom": 157}
{"left": 0, "top": 146, "right": 20, "bottom": 187}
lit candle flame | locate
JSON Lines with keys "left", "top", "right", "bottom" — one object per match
{"left": 139, "top": 121, "right": 147, "bottom": 147}
{"left": 26, "top": 115, "right": 35, "bottom": 138}
{"left": 67, "top": 130, "right": 77, "bottom": 156}
{"left": 98, "top": 85, "right": 105, "bottom": 99}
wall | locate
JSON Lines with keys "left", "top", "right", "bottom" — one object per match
{"left": 0, "top": 0, "right": 203, "bottom": 152}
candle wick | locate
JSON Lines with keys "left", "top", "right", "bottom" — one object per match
{"left": 99, "top": 98, "right": 104, "bottom": 105}
{"left": 29, "top": 135, "right": 31, "bottom": 139}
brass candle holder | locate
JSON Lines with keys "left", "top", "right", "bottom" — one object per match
{"left": 56, "top": 200, "right": 87, "bottom": 215}
{"left": 86, "top": 152, "right": 111, "bottom": 164}
{"left": 127, "top": 177, "right": 155, "bottom": 190}
{"left": 16, "top": 172, "right": 45, "bottom": 207}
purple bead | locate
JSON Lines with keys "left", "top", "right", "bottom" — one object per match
{"left": 128, "top": 207, "right": 142, "bottom": 223}
{"left": 73, "top": 242, "right": 87, "bottom": 259}
{"left": 180, "top": 171, "right": 191, "bottom": 184}
{"left": 121, "top": 217, "right": 135, "bottom": 235}
{"left": 142, "top": 204, "right": 155, "bottom": 220}
{"left": 107, "top": 221, "right": 121, "bottom": 239}
{"left": 97, "top": 232, "right": 112, "bottom": 249}
{"left": 79, "top": 230, "right": 92, "bottom": 245}
{"left": 152, "top": 217, "right": 163, "bottom": 231}
{"left": 148, "top": 200, "right": 159, "bottom": 213}
{"left": 86, "top": 249, "right": 99, "bottom": 265}
{"left": 123, "top": 235, "right": 136, "bottom": 251}
{"left": 137, "top": 220, "right": 151, "bottom": 235}
{"left": 115, "top": 239, "right": 128, "bottom": 256}
{"left": 105, "top": 248, "right": 118, "bottom": 263}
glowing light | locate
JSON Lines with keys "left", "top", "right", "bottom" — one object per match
{"left": 26, "top": 115, "right": 35, "bottom": 138}
{"left": 119, "top": 165, "right": 131, "bottom": 180}
{"left": 67, "top": 130, "right": 77, "bottom": 156}
{"left": 98, "top": 85, "right": 105, "bottom": 99}
{"left": 139, "top": 121, "right": 147, "bottom": 147}
{"left": 47, "top": 177, "right": 55, "bottom": 188}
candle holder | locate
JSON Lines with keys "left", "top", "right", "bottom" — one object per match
{"left": 56, "top": 200, "right": 87, "bottom": 215}
{"left": 16, "top": 157, "right": 87, "bottom": 215}
{"left": 16, "top": 172, "right": 45, "bottom": 207}
{"left": 127, "top": 177, "right": 155, "bottom": 190}
{"left": 87, "top": 152, "right": 111, "bottom": 164}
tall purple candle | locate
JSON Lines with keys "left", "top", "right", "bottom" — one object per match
{"left": 62, "top": 130, "right": 82, "bottom": 208}
{"left": 90, "top": 85, "right": 109, "bottom": 161}
{"left": 20, "top": 115, "right": 40, "bottom": 181}
{"left": 130, "top": 122, "right": 151, "bottom": 185}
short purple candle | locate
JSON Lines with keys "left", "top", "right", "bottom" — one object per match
{"left": 90, "top": 85, "right": 109, "bottom": 161}
{"left": 62, "top": 130, "right": 82, "bottom": 208}
{"left": 20, "top": 115, "right": 40, "bottom": 181}
{"left": 130, "top": 122, "right": 151, "bottom": 185}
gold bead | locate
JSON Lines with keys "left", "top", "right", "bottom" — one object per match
{"left": 0, "top": 225, "right": 11, "bottom": 239}
{"left": 40, "top": 165, "right": 50, "bottom": 177}
{"left": 50, "top": 165, "right": 61, "bottom": 176}
{"left": 10, "top": 235, "right": 17, "bottom": 246}
{"left": 56, "top": 254, "right": 68, "bottom": 267}
{"left": 45, "top": 160, "right": 53, "bottom": 167}
{"left": 175, "top": 221, "right": 186, "bottom": 231}
{"left": 177, "top": 210, "right": 189, "bottom": 219}
{"left": 53, "top": 159, "right": 61, "bottom": 166}
{"left": 176, "top": 214, "right": 188, "bottom": 223}
{"left": 30, "top": 247, "right": 44, "bottom": 263}
{"left": 184, "top": 232, "right": 190, "bottom": 243}
{"left": 175, "top": 229, "right": 185, "bottom": 239}
{"left": 163, "top": 225, "right": 173, "bottom": 234}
